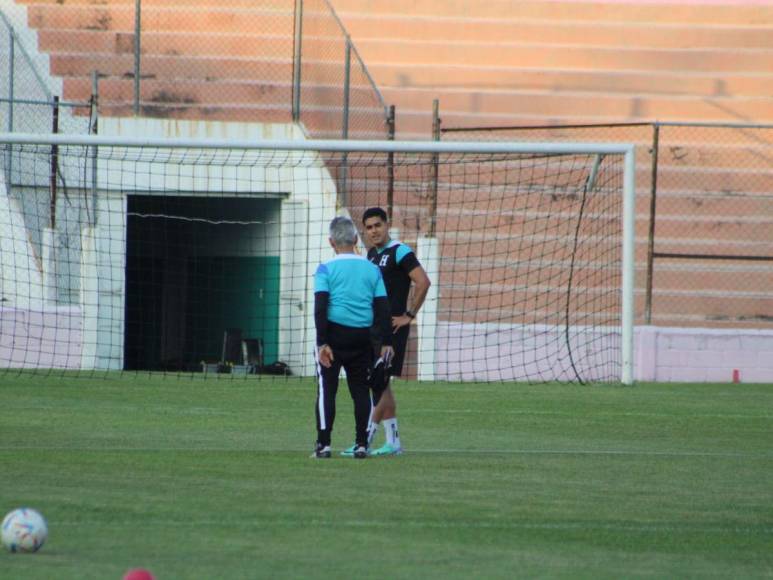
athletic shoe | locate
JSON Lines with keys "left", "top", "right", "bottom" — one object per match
{"left": 311, "top": 444, "right": 332, "bottom": 458}
{"left": 340, "top": 444, "right": 356, "bottom": 457}
{"left": 353, "top": 445, "right": 368, "bottom": 459}
{"left": 371, "top": 443, "right": 402, "bottom": 456}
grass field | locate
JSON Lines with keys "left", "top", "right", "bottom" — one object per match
{"left": 1, "top": 374, "right": 772, "bottom": 579}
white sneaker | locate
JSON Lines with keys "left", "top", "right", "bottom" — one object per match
{"left": 311, "top": 444, "right": 332, "bottom": 458}
{"left": 371, "top": 443, "right": 402, "bottom": 456}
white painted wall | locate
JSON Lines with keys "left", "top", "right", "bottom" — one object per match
{"left": 274, "top": 153, "right": 342, "bottom": 376}
{"left": 0, "top": 306, "right": 83, "bottom": 369}
{"left": 79, "top": 191, "right": 126, "bottom": 371}
{"left": 0, "top": 171, "right": 86, "bottom": 369}
{"left": 98, "top": 117, "right": 338, "bottom": 374}
{"left": 634, "top": 326, "right": 773, "bottom": 384}
{"left": 0, "top": 169, "right": 43, "bottom": 309}
{"left": 425, "top": 323, "right": 773, "bottom": 384}
{"left": 433, "top": 322, "right": 621, "bottom": 383}
{"left": 0, "top": 134, "right": 86, "bottom": 369}
{"left": 1, "top": 117, "right": 343, "bottom": 372}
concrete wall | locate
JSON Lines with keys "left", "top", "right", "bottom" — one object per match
{"left": 0, "top": 305, "right": 83, "bottom": 369}
{"left": 94, "top": 117, "right": 339, "bottom": 374}
{"left": 434, "top": 322, "right": 621, "bottom": 383}
{"left": 635, "top": 326, "right": 773, "bottom": 384}
{"left": 1, "top": 118, "right": 340, "bottom": 372}
{"left": 430, "top": 323, "right": 773, "bottom": 384}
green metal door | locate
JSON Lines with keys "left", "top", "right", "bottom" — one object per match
{"left": 187, "top": 256, "right": 280, "bottom": 366}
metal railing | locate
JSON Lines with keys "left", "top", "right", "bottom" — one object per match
{"left": 1, "top": 9, "right": 93, "bottom": 136}
{"left": 292, "top": 0, "right": 389, "bottom": 140}
{"left": 0, "top": 0, "right": 388, "bottom": 141}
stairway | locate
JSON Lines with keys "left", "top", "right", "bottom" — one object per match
{"left": 331, "top": 0, "right": 773, "bottom": 138}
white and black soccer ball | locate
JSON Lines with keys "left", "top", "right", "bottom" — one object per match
{"left": 1, "top": 508, "right": 48, "bottom": 553}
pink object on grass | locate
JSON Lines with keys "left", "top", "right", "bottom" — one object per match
{"left": 123, "top": 569, "right": 155, "bottom": 580}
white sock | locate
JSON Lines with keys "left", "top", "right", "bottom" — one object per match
{"left": 383, "top": 418, "right": 400, "bottom": 448}
{"left": 367, "top": 422, "right": 379, "bottom": 446}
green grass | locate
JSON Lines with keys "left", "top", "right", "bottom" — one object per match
{"left": 1, "top": 374, "right": 772, "bottom": 579}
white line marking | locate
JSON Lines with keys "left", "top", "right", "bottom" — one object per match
{"left": 0, "top": 446, "right": 768, "bottom": 458}
{"left": 407, "top": 409, "right": 773, "bottom": 420}
{"left": 50, "top": 518, "right": 773, "bottom": 535}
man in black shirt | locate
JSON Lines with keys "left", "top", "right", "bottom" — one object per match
{"left": 359, "top": 207, "right": 431, "bottom": 456}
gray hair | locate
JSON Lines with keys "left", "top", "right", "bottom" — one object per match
{"left": 329, "top": 216, "right": 357, "bottom": 246}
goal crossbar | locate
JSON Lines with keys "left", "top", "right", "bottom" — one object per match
{"left": 0, "top": 132, "right": 634, "bottom": 157}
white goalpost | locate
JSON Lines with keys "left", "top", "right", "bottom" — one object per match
{"left": 0, "top": 132, "right": 635, "bottom": 384}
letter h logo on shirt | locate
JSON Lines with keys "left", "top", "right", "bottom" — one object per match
{"left": 379, "top": 254, "right": 389, "bottom": 267}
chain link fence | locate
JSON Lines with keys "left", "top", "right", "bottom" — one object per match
{"left": 296, "top": 0, "right": 388, "bottom": 140}
{"left": 0, "top": 0, "right": 388, "bottom": 140}
{"left": 442, "top": 122, "right": 773, "bottom": 330}
{"left": 0, "top": 8, "right": 91, "bottom": 136}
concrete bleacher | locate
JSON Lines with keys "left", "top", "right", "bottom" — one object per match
{"left": 330, "top": 0, "right": 773, "bottom": 337}
{"left": 17, "top": 0, "right": 292, "bottom": 121}
{"left": 331, "top": 0, "right": 773, "bottom": 137}
{"left": 8, "top": 0, "right": 773, "bottom": 347}
{"left": 15, "top": 0, "right": 773, "bottom": 130}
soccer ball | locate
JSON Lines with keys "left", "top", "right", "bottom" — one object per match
{"left": 1, "top": 508, "right": 48, "bottom": 553}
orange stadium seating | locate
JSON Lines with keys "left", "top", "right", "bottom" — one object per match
{"left": 15, "top": 0, "right": 773, "bottom": 131}
{"left": 331, "top": 0, "right": 773, "bottom": 136}
{"left": 10, "top": 0, "right": 773, "bottom": 332}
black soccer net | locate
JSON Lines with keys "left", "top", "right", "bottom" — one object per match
{"left": 0, "top": 137, "right": 629, "bottom": 382}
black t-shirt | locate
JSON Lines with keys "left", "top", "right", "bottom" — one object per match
{"left": 367, "top": 240, "right": 421, "bottom": 316}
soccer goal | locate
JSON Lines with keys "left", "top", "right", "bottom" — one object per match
{"left": 0, "top": 132, "right": 635, "bottom": 384}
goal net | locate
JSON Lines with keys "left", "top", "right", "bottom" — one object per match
{"left": 0, "top": 134, "right": 635, "bottom": 383}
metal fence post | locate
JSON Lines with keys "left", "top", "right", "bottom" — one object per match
{"left": 133, "top": 0, "right": 141, "bottom": 115}
{"left": 644, "top": 122, "right": 660, "bottom": 325}
{"left": 5, "top": 29, "right": 13, "bottom": 178}
{"left": 339, "top": 37, "right": 351, "bottom": 205}
{"left": 429, "top": 99, "right": 440, "bottom": 237}
{"left": 50, "top": 96, "right": 59, "bottom": 230}
{"left": 91, "top": 71, "right": 99, "bottom": 226}
{"left": 7, "top": 28, "right": 14, "bottom": 134}
{"left": 342, "top": 38, "right": 351, "bottom": 141}
{"left": 387, "top": 105, "right": 396, "bottom": 221}
{"left": 292, "top": 0, "right": 303, "bottom": 122}
{"left": 91, "top": 70, "right": 100, "bottom": 135}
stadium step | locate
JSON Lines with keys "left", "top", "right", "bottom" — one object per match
{"left": 96, "top": 103, "right": 293, "bottom": 124}
{"left": 367, "top": 64, "right": 773, "bottom": 100}
{"left": 60, "top": 76, "right": 381, "bottom": 110}
{"left": 328, "top": 0, "right": 773, "bottom": 139}
{"left": 25, "top": 3, "right": 773, "bottom": 50}
{"left": 437, "top": 265, "right": 773, "bottom": 300}
{"left": 379, "top": 87, "right": 773, "bottom": 124}
{"left": 25, "top": 3, "right": 295, "bottom": 35}
{"left": 375, "top": 108, "right": 773, "bottom": 141}
{"left": 436, "top": 289, "right": 772, "bottom": 328}
{"left": 17, "top": 0, "right": 773, "bottom": 28}
{"left": 349, "top": 39, "right": 772, "bottom": 75}
{"left": 17, "top": 0, "right": 277, "bottom": 7}
{"left": 12, "top": 0, "right": 773, "bottom": 335}
{"left": 330, "top": 0, "right": 773, "bottom": 27}
{"left": 37, "top": 29, "right": 295, "bottom": 58}
{"left": 422, "top": 209, "right": 770, "bottom": 249}
{"left": 340, "top": 13, "right": 773, "bottom": 50}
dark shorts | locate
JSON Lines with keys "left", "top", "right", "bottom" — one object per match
{"left": 373, "top": 324, "right": 410, "bottom": 378}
